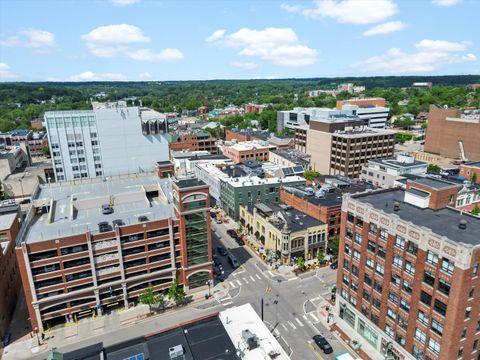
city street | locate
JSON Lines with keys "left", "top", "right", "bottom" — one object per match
{"left": 209, "top": 218, "right": 350, "bottom": 360}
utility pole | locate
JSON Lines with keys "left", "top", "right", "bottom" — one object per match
{"left": 261, "top": 297, "right": 264, "bottom": 321}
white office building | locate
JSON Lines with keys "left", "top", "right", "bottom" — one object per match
{"left": 340, "top": 104, "right": 389, "bottom": 129}
{"left": 45, "top": 102, "right": 169, "bottom": 181}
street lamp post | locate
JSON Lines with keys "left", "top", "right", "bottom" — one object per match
{"left": 18, "top": 178, "right": 24, "bottom": 200}
{"left": 206, "top": 280, "right": 211, "bottom": 297}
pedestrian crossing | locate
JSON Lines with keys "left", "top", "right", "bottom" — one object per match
{"left": 275, "top": 313, "right": 321, "bottom": 333}
{"left": 229, "top": 273, "right": 262, "bottom": 288}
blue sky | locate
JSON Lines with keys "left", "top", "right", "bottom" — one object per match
{"left": 0, "top": 0, "right": 479, "bottom": 81}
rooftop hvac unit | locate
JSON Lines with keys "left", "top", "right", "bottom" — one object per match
{"left": 141, "top": 121, "right": 150, "bottom": 135}
{"left": 242, "top": 329, "right": 258, "bottom": 350}
{"left": 169, "top": 345, "right": 184, "bottom": 359}
{"left": 150, "top": 120, "right": 158, "bottom": 134}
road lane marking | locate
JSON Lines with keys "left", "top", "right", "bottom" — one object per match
{"left": 267, "top": 271, "right": 274, "bottom": 277}
{"left": 309, "top": 313, "right": 319, "bottom": 322}
{"left": 243, "top": 278, "right": 249, "bottom": 284}
{"left": 308, "top": 342, "right": 325, "bottom": 360}
{"left": 235, "top": 280, "right": 242, "bottom": 287}
{"left": 250, "top": 275, "right": 256, "bottom": 282}
{"left": 222, "top": 301, "right": 233, "bottom": 306}
{"left": 280, "top": 323, "right": 287, "bottom": 331}
{"left": 295, "top": 318, "right": 304, "bottom": 327}
{"left": 255, "top": 274, "right": 261, "bottom": 280}
{"left": 288, "top": 321, "right": 296, "bottom": 330}
{"left": 302, "top": 315, "right": 308, "bottom": 322}
{"left": 273, "top": 329, "right": 280, "bottom": 336}
{"left": 230, "top": 282, "right": 236, "bottom": 289}
{"left": 220, "top": 296, "right": 231, "bottom": 302}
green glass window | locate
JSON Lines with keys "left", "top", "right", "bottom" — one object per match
{"left": 185, "top": 212, "right": 209, "bottom": 266}
{"left": 188, "top": 271, "right": 209, "bottom": 289}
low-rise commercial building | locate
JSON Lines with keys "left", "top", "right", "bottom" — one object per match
{"left": 15, "top": 174, "right": 212, "bottom": 331}
{"left": 360, "top": 154, "right": 428, "bottom": 188}
{"left": 269, "top": 149, "right": 311, "bottom": 170}
{"left": 171, "top": 150, "right": 232, "bottom": 178}
{"left": 220, "top": 141, "right": 276, "bottom": 164}
{"left": 336, "top": 188, "right": 480, "bottom": 360}
{"left": 0, "top": 144, "right": 31, "bottom": 180}
{"left": 220, "top": 175, "right": 305, "bottom": 220}
{"left": 0, "top": 202, "right": 22, "bottom": 339}
{"left": 336, "top": 98, "right": 390, "bottom": 129}
{"left": 240, "top": 203, "right": 327, "bottom": 262}
{"left": 168, "top": 130, "right": 218, "bottom": 156}
{"left": 460, "top": 162, "right": 480, "bottom": 183}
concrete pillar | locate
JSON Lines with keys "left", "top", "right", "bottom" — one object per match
{"left": 122, "top": 283, "right": 128, "bottom": 309}
{"left": 94, "top": 289, "right": 102, "bottom": 316}
{"left": 33, "top": 304, "right": 43, "bottom": 332}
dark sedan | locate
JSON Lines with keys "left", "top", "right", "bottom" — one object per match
{"left": 313, "top": 335, "right": 333, "bottom": 354}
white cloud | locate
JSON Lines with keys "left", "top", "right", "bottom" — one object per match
{"left": 207, "top": 27, "right": 318, "bottom": 67}
{"left": 138, "top": 72, "right": 152, "bottom": 79}
{"left": 127, "top": 48, "right": 184, "bottom": 61}
{"left": 82, "top": 24, "right": 184, "bottom": 62}
{"left": 281, "top": 0, "right": 398, "bottom": 25}
{"left": 0, "top": 28, "right": 55, "bottom": 53}
{"left": 231, "top": 61, "right": 259, "bottom": 70}
{"left": 351, "top": 39, "right": 476, "bottom": 74}
{"left": 109, "top": 0, "right": 140, "bottom": 5}
{"left": 0, "top": 63, "right": 18, "bottom": 80}
{"left": 432, "top": 0, "right": 461, "bottom": 6}
{"left": 68, "top": 71, "right": 127, "bottom": 81}
{"left": 206, "top": 30, "right": 226, "bottom": 43}
{"left": 363, "top": 21, "right": 405, "bottom": 36}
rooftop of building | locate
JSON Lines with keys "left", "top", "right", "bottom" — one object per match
{"left": 174, "top": 178, "right": 207, "bottom": 189}
{"left": 223, "top": 175, "right": 304, "bottom": 188}
{"left": 156, "top": 160, "right": 174, "bottom": 167}
{"left": 271, "top": 148, "right": 310, "bottom": 165}
{"left": 352, "top": 189, "right": 480, "bottom": 246}
{"left": 0, "top": 202, "right": 19, "bottom": 232}
{"left": 171, "top": 150, "right": 222, "bottom": 160}
{"left": 7, "top": 129, "right": 32, "bottom": 137}
{"left": 228, "top": 128, "right": 271, "bottom": 141}
{"left": 464, "top": 161, "right": 480, "bottom": 168}
{"left": 283, "top": 176, "right": 373, "bottom": 208}
{"left": 408, "top": 177, "right": 459, "bottom": 190}
{"left": 368, "top": 154, "right": 427, "bottom": 169}
{"left": 246, "top": 202, "right": 324, "bottom": 232}
{"left": 20, "top": 174, "right": 174, "bottom": 245}
{"left": 221, "top": 140, "right": 274, "bottom": 151}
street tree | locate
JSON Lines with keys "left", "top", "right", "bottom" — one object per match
{"left": 296, "top": 257, "right": 306, "bottom": 271}
{"left": 317, "top": 251, "right": 326, "bottom": 264}
{"left": 139, "top": 286, "right": 158, "bottom": 312}
{"left": 167, "top": 279, "right": 186, "bottom": 305}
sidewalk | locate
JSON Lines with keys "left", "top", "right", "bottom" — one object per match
{"left": 315, "top": 299, "right": 371, "bottom": 360}
{"left": 2, "top": 282, "right": 229, "bottom": 360}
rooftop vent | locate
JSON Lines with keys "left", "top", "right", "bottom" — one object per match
{"left": 242, "top": 329, "right": 258, "bottom": 350}
{"left": 169, "top": 345, "right": 184, "bottom": 359}
{"left": 459, "top": 219, "right": 467, "bottom": 230}
{"left": 393, "top": 201, "right": 400, "bottom": 212}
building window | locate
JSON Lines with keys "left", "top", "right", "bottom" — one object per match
{"left": 395, "top": 235, "right": 405, "bottom": 250}
{"left": 427, "top": 251, "right": 439, "bottom": 266}
{"left": 431, "top": 319, "right": 443, "bottom": 335}
{"left": 364, "top": 274, "right": 372, "bottom": 286}
{"left": 374, "top": 281, "right": 383, "bottom": 293}
{"left": 465, "top": 308, "right": 471, "bottom": 319}
{"left": 387, "top": 308, "right": 396, "bottom": 321}
{"left": 369, "top": 223, "right": 377, "bottom": 235}
{"left": 437, "top": 279, "right": 451, "bottom": 296}
{"left": 393, "top": 256, "right": 403, "bottom": 269}
{"left": 428, "top": 338, "right": 441, "bottom": 355}
{"left": 415, "top": 328, "right": 426, "bottom": 344}
{"left": 391, "top": 273, "right": 401, "bottom": 287}
{"left": 423, "top": 271, "right": 435, "bottom": 287}
{"left": 354, "top": 233, "right": 362, "bottom": 244}
{"left": 353, "top": 250, "right": 360, "bottom": 261}
{"left": 461, "top": 327, "right": 467, "bottom": 339}
{"left": 355, "top": 217, "right": 364, "bottom": 228}
{"left": 372, "top": 297, "right": 381, "bottom": 309}
{"left": 405, "top": 261, "right": 415, "bottom": 275}
{"left": 366, "top": 258, "right": 374, "bottom": 269}
{"left": 376, "top": 263, "right": 384, "bottom": 275}
{"left": 385, "top": 324, "right": 394, "bottom": 338}
{"left": 388, "top": 292, "right": 398, "bottom": 305}
{"left": 358, "top": 319, "right": 378, "bottom": 347}
{"left": 188, "top": 271, "right": 209, "bottom": 289}
{"left": 377, "top": 245, "right": 386, "bottom": 259}
{"left": 420, "top": 291, "right": 432, "bottom": 306}
{"left": 407, "top": 241, "right": 418, "bottom": 256}
{"left": 412, "top": 345, "right": 423, "bottom": 359}
{"left": 441, "top": 258, "right": 454, "bottom": 275}
{"left": 380, "top": 228, "right": 388, "bottom": 241}
{"left": 458, "top": 348, "right": 463, "bottom": 358}
{"left": 417, "top": 310, "right": 429, "bottom": 326}
{"left": 473, "top": 263, "right": 479, "bottom": 277}
{"left": 400, "top": 298, "right": 410, "bottom": 312}
{"left": 402, "top": 279, "right": 413, "bottom": 294}
{"left": 433, "top": 299, "right": 447, "bottom": 316}
{"left": 363, "top": 290, "right": 371, "bottom": 302}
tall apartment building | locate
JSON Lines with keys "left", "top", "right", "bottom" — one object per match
{"left": 336, "top": 188, "right": 480, "bottom": 360}
{"left": 306, "top": 117, "right": 395, "bottom": 178}
{"left": 44, "top": 101, "right": 169, "bottom": 182}
{"left": 424, "top": 105, "right": 480, "bottom": 161}
{"left": 0, "top": 202, "right": 22, "bottom": 339}
{"left": 336, "top": 98, "right": 390, "bottom": 129}
{"left": 15, "top": 174, "right": 212, "bottom": 331}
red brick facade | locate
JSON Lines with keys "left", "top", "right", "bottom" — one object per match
{"left": 460, "top": 164, "right": 480, "bottom": 184}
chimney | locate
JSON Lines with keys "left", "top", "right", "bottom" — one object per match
{"left": 458, "top": 219, "right": 467, "bottom": 230}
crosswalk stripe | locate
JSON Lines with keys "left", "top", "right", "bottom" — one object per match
{"left": 250, "top": 275, "right": 256, "bottom": 282}
{"left": 295, "top": 318, "right": 304, "bottom": 327}
{"left": 243, "top": 278, "right": 249, "bottom": 284}
{"left": 230, "top": 282, "right": 236, "bottom": 289}
{"left": 288, "top": 321, "right": 296, "bottom": 330}
{"left": 255, "top": 274, "right": 261, "bottom": 280}
{"left": 280, "top": 323, "right": 287, "bottom": 331}
{"left": 273, "top": 329, "right": 280, "bottom": 336}
{"left": 220, "top": 295, "right": 231, "bottom": 302}
{"left": 309, "top": 313, "right": 319, "bottom": 322}
{"left": 222, "top": 301, "right": 233, "bottom": 306}
{"left": 302, "top": 315, "right": 308, "bottom": 321}
{"left": 236, "top": 280, "right": 242, "bottom": 287}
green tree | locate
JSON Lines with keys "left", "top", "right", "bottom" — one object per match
{"left": 427, "top": 164, "right": 441, "bottom": 174}
{"left": 471, "top": 172, "right": 477, "bottom": 184}
{"left": 296, "top": 256, "right": 306, "bottom": 271}
{"left": 138, "top": 286, "right": 158, "bottom": 312}
{"left": 472, "top": 205, "right": 480, "bottom": 216}
{"left": 167, "top": 279, "right": 186, "bottom": 304}
{"left": 304, "top": 171, "right": 321, "bottom": 181}
{"left": 329, "top": 236, "right": 340, "bottom": 256}
{"left": 42, "top": 145, "right": 50, "bottom": 157}
{"left": 317, "top": 251, "right": 325, "bottom": 264}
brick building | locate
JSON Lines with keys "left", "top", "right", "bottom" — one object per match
{"left": 280, "top": 176, "right": 372, "bottom": 238}
{"left": 220, "top": 141, "right": 276, "bottom": 164}
{"left": 224, "top": 128, "right": 270, "bottom": 142}
{"left": 168, "top": 130, "right": 218, "bottom": 156}
{"left": 424, "top": 105, "right": 480, "bottom": 161}
{"left": 15, "top": 174, "right": 212, "bottom": 331}
{"left": 460, "top": 162, "right": 480, "bottom": 183}
{"left": 0, "top": 202, "right": 22, "bottom": 339}
{"left": 336, "top": 188, "right": 480, "bottom": 360}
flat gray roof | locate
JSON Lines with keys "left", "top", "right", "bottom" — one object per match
{"left": 353, "top": 189, "right": 480, "bottom": 246}
{"left": 22, "top": 175, "right": 174, "bottom": 244}
{"left": 410, "top": 177, "right": 458, "bottom": 190}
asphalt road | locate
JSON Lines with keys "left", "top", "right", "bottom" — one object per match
{"left": 210, "top": 219, "right": 349, "bottom": 360}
